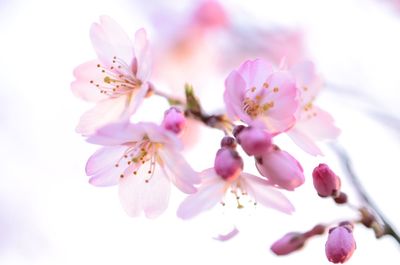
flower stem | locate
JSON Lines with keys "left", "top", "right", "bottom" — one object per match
{"left": 330, "top": 142, "right": 400, "bottom": 245}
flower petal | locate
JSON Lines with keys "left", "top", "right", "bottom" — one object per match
{"left": 119, "top": 163, "right": 170, "bottom": 218}
{"left": 90, "top": 16, "right": 134, "bottom": 66}
{"left": 287, "top": 128, "right": 323, "bottom": 156}
{"left": 134, "top": 28, "right": 152, "bottom": 81}
{"left": 76, "top": 96, "right": 129, "bottom": 136}
{"left": 240, "top": 173, "right": 294, "bottom": 214}
{"left": 86, "top": 145, "right": 127, "bottom": 175}
{"left": 238, "top": 59, "right": 274, "bottom": 89}
{"left": 158, "top": 148, "right": 200, "bottom": 194}
{"left": 71, "top": 60, "right": 108, "bottom": 102}
{"left": 88, "top": 164, "right": 123, "bottom": 187}
{"left": 224, "top": 70, "right": 247, "bottom": 121}
{"left": 121, "top": 83, "right": 149, "bottom": 120}
{"left": 213, "top": 227, "right": 239, "bottom": 241}
{"left": 177, "top": 168, "right": 225, "bottom": 219}
{"left": 87, "top": 122, "right": 146, "bottom": 146}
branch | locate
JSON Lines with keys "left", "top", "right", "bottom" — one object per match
{"left": 330, "top": 142, "right": 400, "bottom": 245}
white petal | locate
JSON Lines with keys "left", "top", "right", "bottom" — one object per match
{"left": 86, "top": 145, "right": 127, "bottom": 175}
{"left": 240, "top": 173, "right": 294, "bottom": 214}
{"left": 177, "top": 169, "right": 225, "bottom": 220}
{"left": 158, "top": 148, "right": 200, "bottom": 194}
{"left": 119, "top": 163, "right": 170, "bottom": 218}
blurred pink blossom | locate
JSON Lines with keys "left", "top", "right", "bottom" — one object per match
{"left": 325, "top": 225, "right": 356, "bottom": 263}
{"left": 312, "top": 163, "right": 341, "bottom": 197}
{"left": 286, "top": 61, "right": 340, "bottom": 155}
{"left": 72, "top": 16, "right": 152, "bottom": 135}
{"left": 86, "top": 122, "right": 200, "bottom": 218}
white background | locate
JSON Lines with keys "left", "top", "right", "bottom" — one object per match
{"left": 0, "top": 0, "right": 399, "bottom": 264}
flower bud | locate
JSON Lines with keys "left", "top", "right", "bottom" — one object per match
{"left": 333, "top": 192, "right": 348, "bottom": 204}
{"left": 235, "top": 126, "right": 272, "bottom": 156}
{"left": 270, "top": 232, "right": 306, "bottom": 255}
{"left": 312, "top": 164, "right": 341, "bottom": 197}
{"left": 256, "top": 146, "right": 304, "bottom": 191}
{"left": 325, "top": 226, "right": 356, "bottom": 264}
{"left": 162, "top": 107, "right": 186, "bottom": 134}
{"left": 214, "top": 148, "right": 243, "bottom": 181}
{"left": 220, "top": 136, "right": 236, "bottom": 149}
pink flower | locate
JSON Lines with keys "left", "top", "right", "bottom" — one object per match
{"left": 270, "top": 232, "right": 306, "bottom": 255}
{"left": 86, "top": 122, "right": 200, "bottom": 218}
{"left": 325, "top": 226, "right": 356, "bottom": 264}
{"left": 256, "top": 145, "right": 304, "bottom": 191}
{"left": 312, "top": 163, "right": 341, "bottom": 197}
{"left": 72, "top": 16, "right": 152, "bottom": 135}
{"left": 177, "top": 147, "right": 294, "bottom": 219}
{"left": 286, "top": 61, "right": 340, "bottom": 155}
{"left": 224, "top": 59, "right": 299, "bottom": 134}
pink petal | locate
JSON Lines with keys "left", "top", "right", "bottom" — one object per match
{"left": 291, "top": 61, "right": 323, "bottom": 103}
{"left": 121, "top": 83, "right": 150, "bottom": 120}
{"left": 90, "top": 16, "right": 134, "bottom": 66}
{"left": 240, "top": 173, "right": 294, "bottom": 214}
{"left": 177, "top": 168, "right": 225, "bottom": 219}
{"left": 223, "top": 70, "right": 247, "bottom": 121}
{"left": 76, "top": 96, "right": 129, "bottom": 136}
{"left": 238, "top": 59, "right": 274, "bottom": 89}
{"left": 119, "top": 163, "right": 171, "bottom": 218}
{"left": 71, "top": 60, "right": 108, "bottom": 102}
{"left": 158, "top": 148, "right": 200, "bottom": 194}
{"left": 264, "top": 71, "right": 298, "bottom": 120}
{"left": 213, "top": 227, "right": 239, "bottom": 241}
{"left": 286, "top": 128, "right": 323, "bottom": 156}
{"left": 86, "top": 146, "right": 127, "bottom": 175}
{"left": 87, "top": 122, "right": 145, "bottom": 146}
{"left": 88, "top": 164, "right": 124, "bottom": 187}
{"left": 134, "top": 28, "right": 152, "bottom": 81}
{"left": 296, "top": 106, "right": 340, "bottom": 141}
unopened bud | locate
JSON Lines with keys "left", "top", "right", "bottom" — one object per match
{"left": 162, "top": 107, "right": 186, "bottom": 134}
{"left": 334, "top": 192, "right": 348, "bottom": 204}
{"left": 214, "top": 148, "right": 243, "bottom": 181}
{"left": 325, "top": 226, "right": 356, "bottom": 264}
{"left": 220, "top": 136, "right": 236, "bottom": 148}
{"left": 235, "top": 126, "right": 272, "bottom": 156}
{"left": 312, "top": 164, "right": 341, "bottom": 197}
{"left": 270, "top": 232, "right": 306, "bottom": 256}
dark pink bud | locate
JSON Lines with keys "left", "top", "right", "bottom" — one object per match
{"left": 214, "top": 148, "right": 243, "bottom": 181}
{"left": 312, "top": 164, "right": 341, "bottom": 197}
{"left": 220, "top": 136, "right": 237, "bottom": 148}
{"left": 236, "top": 126, "right": 272, "bottom": 156}
{"left": 270, "top": 232, "right": 306, "bottom": 256}
{"left": 162, "top": 107, "right": 186, "bottom": 134}
{"left": 334, "top": 192, "right": 348, "bottom": 204}
{"left": 325, "top": 226, "right": 356, "bottom": 264}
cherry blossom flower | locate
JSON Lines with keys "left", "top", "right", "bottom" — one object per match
{"left": 224, "top": 59, "right": 299, "bottom": 134}
{"left": 177, "top": 147, "right": 294, "bottom": 219}
{"left": 286, "top": 61, "right": 340, "bottom": 155}
{"left": 72, "top": 16, "right": 152, "bottom": 135}
{"left": 85, "top": 122, "right": 200, "bottom": 218}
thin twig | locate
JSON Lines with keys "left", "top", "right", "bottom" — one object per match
{"left": 330, "top": 142, "right": 400, "bottom": 245}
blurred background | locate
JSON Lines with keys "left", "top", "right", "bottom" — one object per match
{"left": 0, "top": 0, "right": 399, "bottom": 264}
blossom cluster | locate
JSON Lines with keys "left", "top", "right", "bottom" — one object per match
{"left": 70, "top": 15, "right": 361, "bottom": 264}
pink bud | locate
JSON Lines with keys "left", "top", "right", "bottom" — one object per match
{"left": 236, "top": 126, "right": 272, "bottom": 156}
{"left": 312, "top": 164, "right": 341, "bottom": 197}
{"left": 270, "top": 232, "right": 306, "bottom": 255}
{"left": 256, "top": 146, "right": 304, "bottom": 191}
{"left": 214, "top": 148, "right": 243, "bottom": 181}
{"left": 325, "top": 226, "right": 356, "bottom": 264}
{"left": 162, "top": 107, "right": 186, "bottom": 134}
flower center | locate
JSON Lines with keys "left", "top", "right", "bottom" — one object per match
{"left": 242, "top": 83, "right": 276, "bottom": 118}
{"left": 115, "top": 138, "right": 162, "bottom": 182}
{"left": 90, "top": 56, "right": 142, "bottom": 97}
